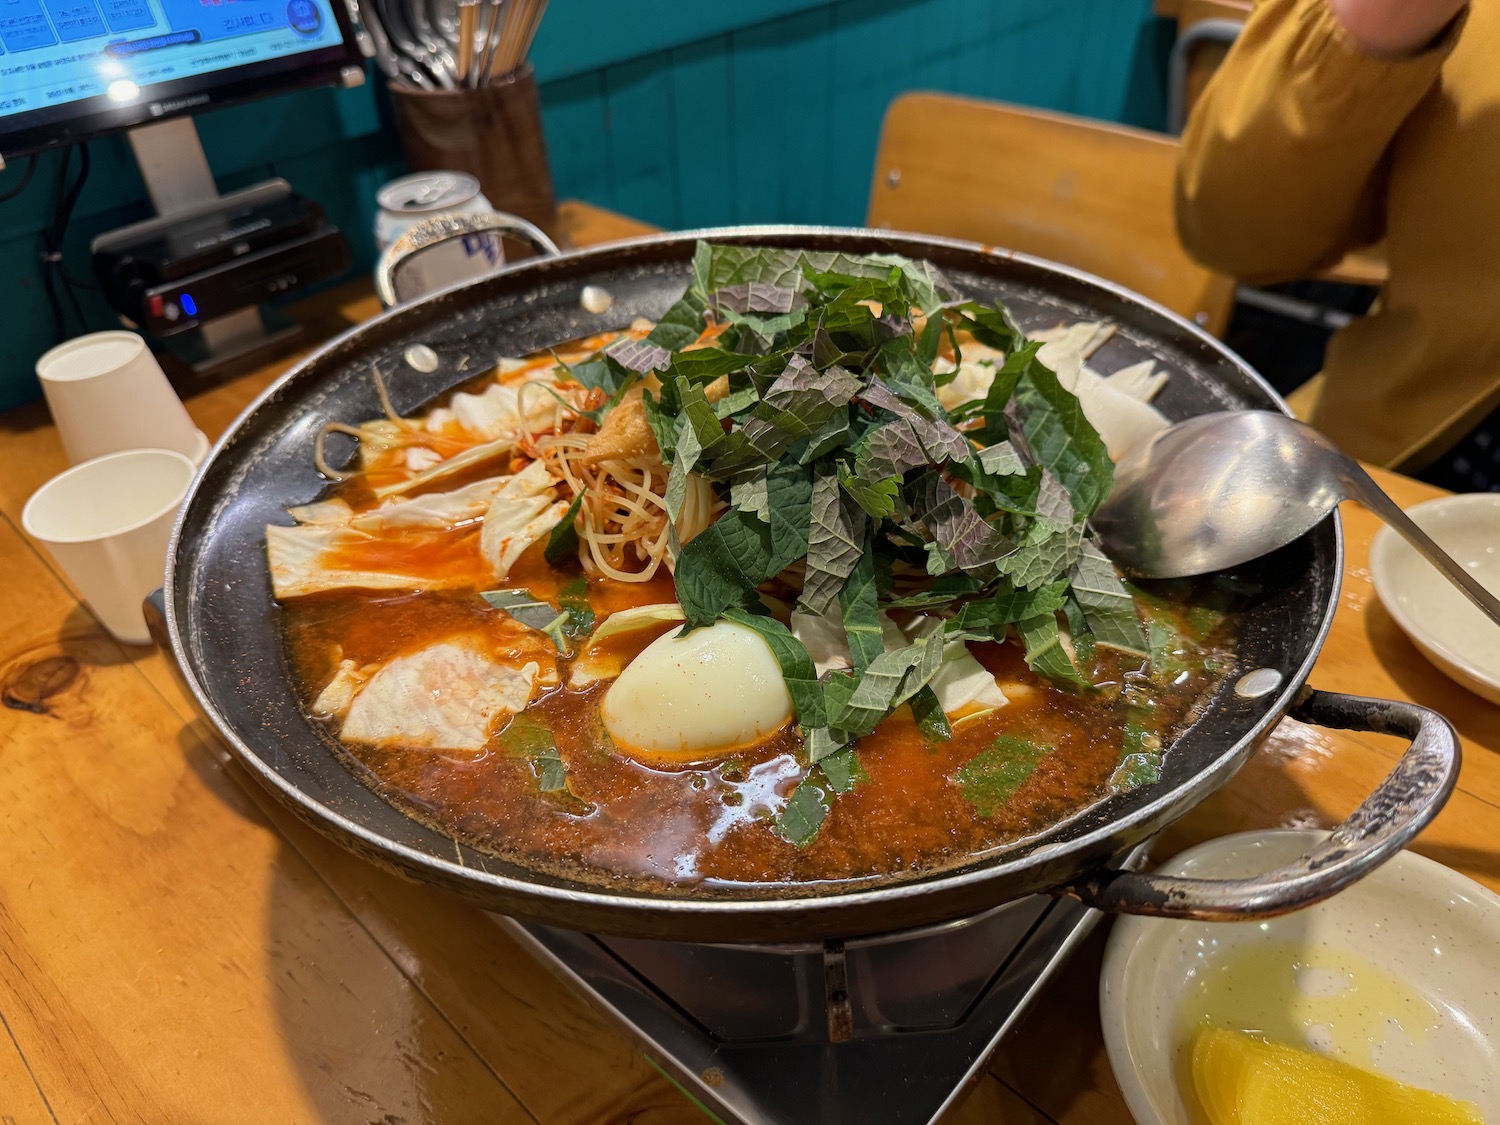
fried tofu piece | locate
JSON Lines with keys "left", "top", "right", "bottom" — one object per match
{"left": 579, "top": 376, "right": 731, "bottom": 468}
{"left": 580, "top": 385, "right": 658, "bottom": 467}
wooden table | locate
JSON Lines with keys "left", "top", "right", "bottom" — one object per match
{"left": 2, "top": 202, "right": 1496, "bottom": 1125}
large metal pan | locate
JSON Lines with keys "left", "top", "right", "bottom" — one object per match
{"left": 154, "top": 226, "right": 1458, "bottom": 943}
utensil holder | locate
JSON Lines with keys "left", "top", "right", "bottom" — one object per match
{"left": 388, "top": 64, "right": 557, "bottom": 246}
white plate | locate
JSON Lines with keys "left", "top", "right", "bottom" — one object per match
{"left": 1369, "top": 493, "right": 1500, "bottom": 705}
{"left": 1100, "top": 830, "right": 1500, "bottom": 1124}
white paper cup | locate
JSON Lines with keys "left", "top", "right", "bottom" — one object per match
{"left": 37, "top": 331, "right": 209, "bottom": 467}
{"left": 22, "top": 448, "right": 196, "bottom": 646}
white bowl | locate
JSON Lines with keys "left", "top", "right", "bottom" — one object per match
{"left": 1100, "top": 830, "right": 1500, "bottom": 1124}
{"left": 1369, "top": 493, "right": 1500, "bottom": 704}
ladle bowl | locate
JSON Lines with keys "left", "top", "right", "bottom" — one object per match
{"left": 1092, "top": 411, "right": 1500, "bottom": 627}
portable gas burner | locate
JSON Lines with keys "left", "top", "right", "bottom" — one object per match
{"left": 496, "top": 890, "right": 1103, "bottom": 1125}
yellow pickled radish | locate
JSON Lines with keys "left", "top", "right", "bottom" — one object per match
{"left": 1190, "top": 1026, "right": 1484, "bottom": 1125}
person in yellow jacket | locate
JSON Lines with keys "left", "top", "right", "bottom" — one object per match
{"left": 1176, "top": 0, "right": 1489, "bottom": 471}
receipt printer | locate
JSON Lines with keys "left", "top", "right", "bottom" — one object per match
{"left": 92, "top": 179, "right": 350, "bottom": 338}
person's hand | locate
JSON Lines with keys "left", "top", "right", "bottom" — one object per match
{"left": 1329, "top": 0, "right": 1468, "bottom": 56}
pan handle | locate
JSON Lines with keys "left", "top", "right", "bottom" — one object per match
{"left": 375, "top": 211, "right": 562, "bottom": 308}
{"left": 142, "top": 586, "right": 194, "bottom": 700}
{"left": 1066, "top": 687, "right": 1460, "bottom": 920}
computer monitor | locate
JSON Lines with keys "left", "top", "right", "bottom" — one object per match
{"left": 0, "top": 0, "right": 366, "bottom": 160}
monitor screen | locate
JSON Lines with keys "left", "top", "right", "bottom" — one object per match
{"left": 0, "top": 0, "right": 363, "bottom": 157}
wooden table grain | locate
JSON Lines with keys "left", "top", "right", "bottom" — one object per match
{"left": 2, "top": 201, "right": 1495, "bottom": 1124}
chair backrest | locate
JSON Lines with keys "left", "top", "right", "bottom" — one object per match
{"left": 1168, "top": 0, "right": 1247, "bottom": 133}
{"left": 1164, "top": 8, "right": 1388, "bottom": 290}
{"left": 867, "top": 92, "right": 1237, "bottom": 336}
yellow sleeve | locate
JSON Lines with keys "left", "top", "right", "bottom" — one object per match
{"left": 1176, "top": 0, "right": 1461, "bottom": 283}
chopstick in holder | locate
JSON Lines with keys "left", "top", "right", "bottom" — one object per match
{"left": 486, "top": 0, "right": 527, "bottom": 83}
{"left": 455, "top": 0, "right": 479, "bottom": 83}
{"left": 507, "top": 0, "right": 546, "bottom": 76}
{"left": 522, "top": 0, "right": 546, "bottom": 59}
{"left": 472, "top": 0, "right": 504, "bottom": 87}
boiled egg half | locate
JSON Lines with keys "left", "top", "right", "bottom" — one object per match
{"left": 601, "top": 620, "right": 793, "bottom": 762}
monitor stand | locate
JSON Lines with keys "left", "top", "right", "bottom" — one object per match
{"left": 123, "top": 117, "right": 303, "bottom": 379}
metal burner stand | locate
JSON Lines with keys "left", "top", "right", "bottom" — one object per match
{"left": 495, "top": 892, "right": 1103, "bottom": 1125}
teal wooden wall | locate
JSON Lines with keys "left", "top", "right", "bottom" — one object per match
{"left": 0, "top": 0, "right": 1168, "bottom": 411}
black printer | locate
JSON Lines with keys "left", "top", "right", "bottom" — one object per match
{"left": 92, "top": 179, "right": 349, "bottom": 338}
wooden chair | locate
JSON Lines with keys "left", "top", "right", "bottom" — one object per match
{"left": 1168, "top": 0, "right": 1251, "bottom": 133}
{"left": 1152, "top": 0, "right": 1247, "bottom": 16}
{"left": 867, "top": 93, "right": 1238, "bottom": 336}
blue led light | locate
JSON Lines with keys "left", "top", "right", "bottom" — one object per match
{"left": 180, "top": 293, "right": 198, "bottom": 317}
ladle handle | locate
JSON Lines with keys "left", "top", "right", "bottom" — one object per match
{"left": 1065, "top": 687, "right": 1459, "bottom": 920}
{"left": 1341, "top": 461, "right": 1500, "bottom": 627}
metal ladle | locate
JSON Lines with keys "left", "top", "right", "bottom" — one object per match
{"left": 1092, "top": 410, "right": 1500, "bottom": 626}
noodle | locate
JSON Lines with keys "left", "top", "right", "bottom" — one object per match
{"left": 314, "top": 422, "right": 365, "bottom": 481}
{"left": 536, "top": 432, "right": 718, "bottom": 581}
{"left": 313, "top": 330, "right": 720, "bottom": 582}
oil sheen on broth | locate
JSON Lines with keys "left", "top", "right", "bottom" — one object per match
{"left": 286, "top": 582, "right": 1236, "bottom": 888}
{"left": 279, "top": 525, "right": 1237, "bottom": 894}
{"left": 269, "top": 278, "right": 1239, "bottom": 896}
{"left": 279, "top": 573, "right": 1230, "bottom": 888}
